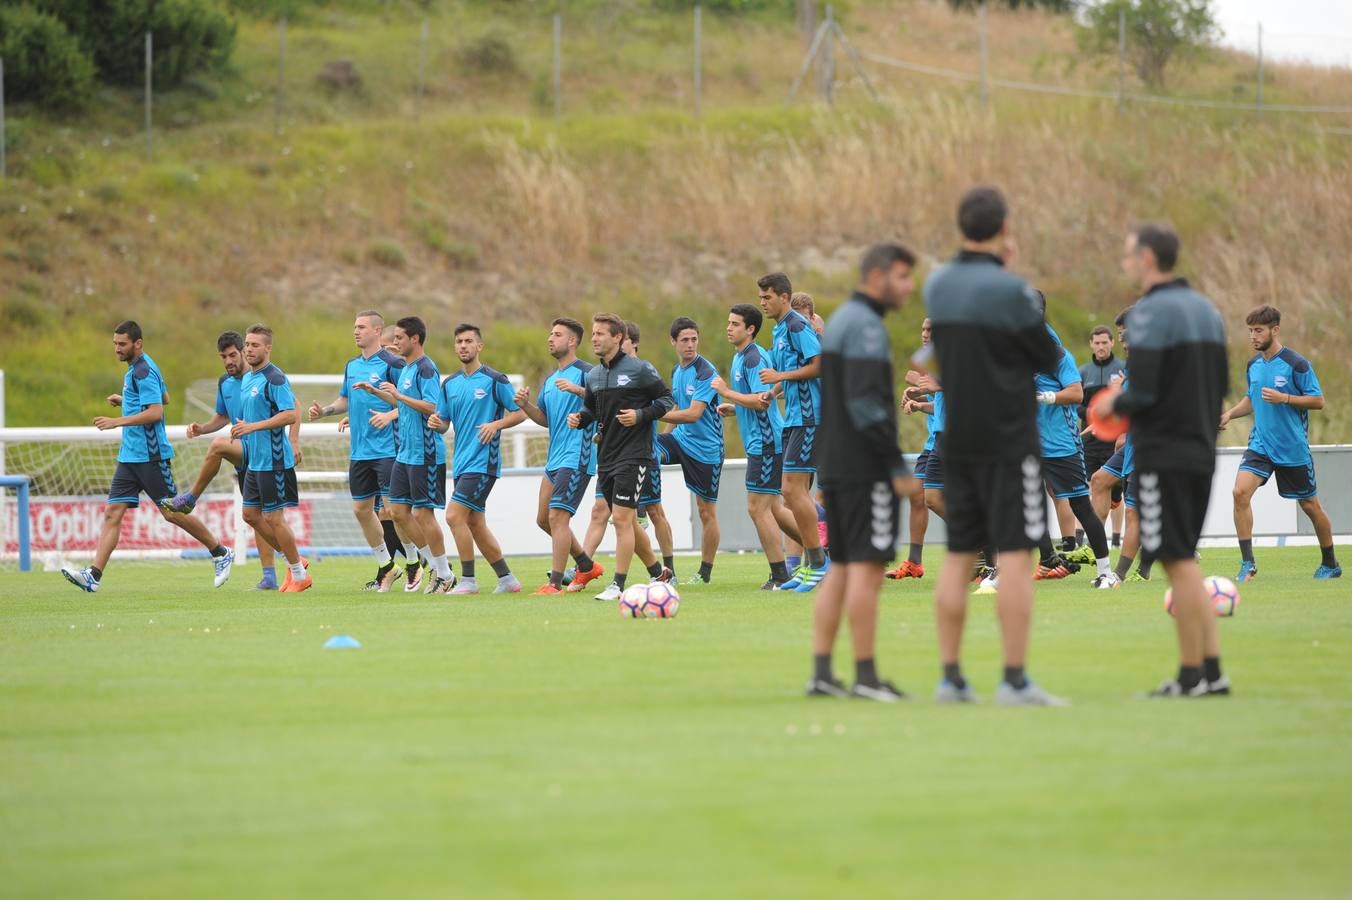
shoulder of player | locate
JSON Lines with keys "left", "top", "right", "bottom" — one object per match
{"left": 413, "top": 356, "right": 439, "bottom": 379}
{"left": 377, "top": 349, "right": 406, "bottom": 369}
{"left": 691, "top": 356, "right": 718, "bottom": 381}
{"left": 261, "top": 363, "right": 289, "bottom": 386}
{"left": 476, "top": 364, "right": 511, "bottom": 385}
{"left": 739, "top": 344, "right": 764, "bottom": 366}
{"left": 130, "top": 356, "right": 153, "bottom": 380}
{"left": 570, "top": 359, "right": 594, "bottom": 376}
{"left": 217, "top": 372, "right": 231, "bottom": 389}
{"left": 1276, "top": 347, "right": 1313, "bottom": 374}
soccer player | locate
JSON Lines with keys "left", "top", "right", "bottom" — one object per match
{"left": 658, "top": 317, "right": 724, "bottom": 585}
{"left": 926, "top": 186, "right": 1066, "bottom": 706}
{"left": 888, "top": 317, "right": 936, "bottom": 580}
{"left": 712, "top": 303, "right": 802, "bottom": 589}
{"left": 355, "top": 316, "right": 456, "bottom": 594}
{"left": 790, "top": 292, "right": 826, "bottom": 337}
{"left": 62, "top": 321, "right": 236, "bottom": 593}
{"left": 807, "top": 243, "right": 917, "bottom": 701}
{"left": 515, "top": 318, "right": 606, "bottom": 594}
{"left": 757, "top": 272, "right": 829, "bottom": 592}
{"left": 1094, "top": 223, "right": 1230, "bottom": 697}
{"left": 164, "top": 330, "right": 299, "bottom": 590}
{"left": 1223, "top": 305, "right": 1341, "bottom": 580}
{"left": 308, "top": 310, "right": 409, "bottom": 592}
{"left": 569, "top": 314, "right": 675, "bottom": 601}
{"left": 1080, "top": 325, "right": 1128, "bottom": 546}
{"left": 231, "top": 324, "right": 311, "bottom": 593}
{"left": 427, "top": 323, "right": 526, "bottom": 595}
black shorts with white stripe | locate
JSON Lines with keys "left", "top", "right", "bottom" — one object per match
{"left": 823, "top": 481, "right": 899, "bottom": 564}
{"left": 1136, "top": 467, "right": 1213, "bottom": 563}
{"left": 943, "top": 454, "right": 1047, "bottom": 554}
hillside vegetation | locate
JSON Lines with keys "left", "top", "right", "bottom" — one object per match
{"left": 2, "top": 0, "right": 1350, "bottom": 452}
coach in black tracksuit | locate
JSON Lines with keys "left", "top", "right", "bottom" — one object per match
{"left": 1079, "top": 327, "right": 1129, "bottom": 512}
{"left": 571, "top": 314, "right": 675, "bottom": 594}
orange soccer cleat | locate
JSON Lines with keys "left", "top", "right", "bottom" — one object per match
{"left": 533, "top": 583, "right": 564, "bottom": 595}
{"left": 885, "top": 560, "right": 926, "bottom": 580}
{"left": 564, "top": 562, "right": 606, "bottom": 593}
{"left": 282, "top": 575, "right": 313, "bottom": 593}
{"left": 280, "top": 556, "right": 310, "bottom": 590}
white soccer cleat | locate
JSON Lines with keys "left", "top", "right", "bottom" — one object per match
{"left": 212, "top": 548, "right": 235, "bottom": 588}
{"left": 449, "top": 577, "right": 479, "bottom": 596}
{"left": 594, "top": 582, "right": 623, "bottom": 602}
{"left": 61, "top": 565, "right": 100, "bottom": 593}
{"left": 1092, "top": 571, "right": 1122, "bottom": 590}
{"left": 493, "top": 575, "right": 522, "bottom": 594}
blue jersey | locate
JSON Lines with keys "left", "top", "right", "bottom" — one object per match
{"left": 730, "top": 344, "right": 783, "bottom": 456}
{"left": 670, "top": 355, "right": 724, "bottom": 464}
{"left": 1035, "top": 346, "right": 1084, "bottom": 459}
{"left": 923, "top": 399, "right": 938, "bottom": 452}
{"left": 118, "top": 353, "right": 173, "bottom": 463}
{"left": 1247, "top": 349, "right": 1321, "bottom": 467}
{"left": 540, "top": 360, "right": 596, "bottom": 474}
{"left": 1120, "top": 377, "right": 1135, "bottom": 476}
{"left": 931, "top": 391, "right": 946, "bottom": 435}
{"left": 395, "top": 355, "right": 446, "bottom": 467}
{"left": 771, "top": 310, "right": 822, "bottom": 428}
{"left": 215, "top": 373, "right": 244, "bottom": 425}
{"left": 438, "top": 365, "right": 520, "bottom": 479}
{"left": 341, "top": 349, "right": 405, "bottom": 461}
{"left": 239, "top": 364, "right": 296, "bottom": 472}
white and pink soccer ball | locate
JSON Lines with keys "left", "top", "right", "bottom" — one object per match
{"left": 1164, "top": 575, "right": 1240, "bottom": 618}
{"left": 618, "top": 582, "right": 681, "bottom": 619}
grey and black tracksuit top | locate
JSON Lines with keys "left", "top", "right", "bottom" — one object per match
{"left": 575, "top": 350, "right": 675, "bottom": 473}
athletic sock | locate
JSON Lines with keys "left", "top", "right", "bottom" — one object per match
{"left": 615, "top": 572, "right": 628, "bottom": 590}
{"left": 942, "top": 662, "right": 966, "bottom": 689}
{"left": 89, "top": 566, "right": 103, "bottom": 582}
{"left": 698, "top": 561, "right": 712, "bottom": 582}
{"left": 786, "top": 554, "right": 802, "bottom": 571}
{"left": 261, "top": 565, "right": 277, "bottom": 585}
{"left": 432, "top": 555, "right": 451, "bottom": 580}
{"left": 1321, "top": 545, "right": 1339, "bottom": 568}
{"left": 549, "top": 570, "right": 564, "bottom": 587}
{"left": 663, "top": 555, "right": 675, "bottom": 573}
{"left": 461, "top": 560, "right": 475, "bottom": 579}
{"left": 573, "top": 552, "right": 595, "bottom": 572}
{"left": 289, "top": 561, "right": 307, "bottom": 582}
{"left": 1096, "top": 557, "right": 1111, "bottom": 577}
{"left": 1204, "top": 656, "right": 1223, "bottom": 683}
{"left": 210, "top": 544, "right": 228, "bottom": 558}
{"left": 1114, "top": 555, "right": 1133, "bottom": 580}
{"left": 1060, "top": 536, "right": 1076, "bottom": 553}
{"left": 403, "top": 541, "right": 420, "bottom": 561}
{"left": 855, "top": 658, "right": 879, "bottom": 688}
{"left": 417, "top": 545, "right": 432, "bottom": 566}
{"left": 647, "top": 561, "right": 664, "bottom": 579}
{"left": 1138, "top": 558, "right": 1154, "bottom": 579}
{"left": 1003, "top": 666, "right": 1028, "bottom": 690}
{"left": 383, "top": 520, "right": 402, "bottom": 558}
{"left": 815, "top": 502, "right": 826, "bottom": 521}
{"left": 770, "top": 560, "right": 789, "bottom": 582}
{"left": 1112, "top": 532, "right": 1121, "bottom": 548}
{"left": 805, "top": 546, "right": 827, "bottom": 568}
{"left": 1037, "top": 534, "right": 1056, "bottom": 565}
{"left": 1177, "top": 665, "right": 1203, "bottom": 691}
{"left": 814, "top": 653, "right": 833, "bottom": 683}
{"left": 1239, "top": 539, "right": 1255, "bottom": 563}
{"left": 372, "top": 544, "right": 393, "bottom": 567}
{"left": 907, "top": 543, "right": 923, "bottom": 565}
{"left": 490, "top": 558, "right": 511, "bottom": 578}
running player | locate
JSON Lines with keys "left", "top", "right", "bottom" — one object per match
{"left": 926, "top": 186, "right": 1066, "bottom": 706}
{"left": 427, "top": 324, "right": 526, "bottom": 595}
{"left": 231, "top": 324, "right": 311, "bottom": 593}
{"left": 888, "top": 317, "right": 936, "bottom": 580}
{"left": 62, "top": 321, "right": 236, "bottom": 593}
{"left": 757, "top": 273, "right": 829, "bottom": 592}
{"left": 807, "top": 243, "right": 917, "bottom": 701}
{"left": 308, "top": 310, "right": 408, "bottom": 592}
{"left": 1080, "top": 325, "right": 1127, "bottom": 547}
{"left": 658, "top": 317, "right": 723, "bottom": 585}
{"left": 1094, "top": 223, "right": 1230, "bottom": 697}
{"left": 1223, "top": 304, "right": 1341, "bottom": 580}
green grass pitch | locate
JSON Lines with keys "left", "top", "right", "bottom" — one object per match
{"left": 2, "top": 548, "right": 1349, "bottom": 899}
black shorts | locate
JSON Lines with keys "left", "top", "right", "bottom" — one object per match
{"left": 389, "top": 461, "right": 446, "bottom": 510}
{"left": 451, "top": 472, "right": 497, "bottom": 512}
{"left": 782, "top": 426, "right": 818, "bottom": 474}
{"left": 914, "top": 449, "right": 931, "bottom": 481}
{"left": 1239, "top": 449, "right": 1317, "bottom": 500}
{"left": 745, "top": 451, "right": 782, "bottom": 495}
{"left": 1042, "top": 453, "right": 1090, "bottom": 500}
{"left": 546, "top": 467, "right": 593, "bottom": 515}
{"left": 108, "top": 459, "right": 177, "bottom": 507}
{"left": 656, "top": 433, "right": 722, "bottom": 502}
{"left": 1124, "top": 472, "right": 1138, "bottom": 509}
{"left": 600, "top": 463, "right": 651, "bottom": 510}
{"left": 349, "top": 457, "right": 394, "bottom": 502}
{"left": 242, "top": 467, "right": 299, "bottom": 513}
{"left": 823, "top": 481, "right": 899, "bottom": 564}
{"left": 1136, "top": 467, "right": 1213, "bottom": 563}
{"left": 639, "top": 458, "right": 662, "bottom": 508}
{"left": 1083, "top": 441, "right": 1115, "bottom": 478}
{"left": 922, "top": 435, "right": 946, "bottom": 490}
{"left": 945, "top": 453, "right": 1047, "bottom": 554}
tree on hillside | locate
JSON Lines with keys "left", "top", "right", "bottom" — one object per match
{"left": 1079, "top": 0, "right": 1219, "bottom": 91}
{"left": 944, "top": 0, "right": 1074, "bottom": 10}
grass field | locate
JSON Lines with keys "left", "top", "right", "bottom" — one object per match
{"left": 2, "top": 548, "right": 1350, "bottom": 898}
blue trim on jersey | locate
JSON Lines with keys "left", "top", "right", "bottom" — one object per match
{"left": 1246, "top": 348, "right": 1321, "bottom": 467}
{"left": 438, "top": 364, "right": 520, "bottom": 479}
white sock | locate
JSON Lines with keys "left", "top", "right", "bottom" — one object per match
{"left": 417, "top": 545, "right": 432, "bottom": 566}
{"left": 289, "top": 561, "right": 306, "bottom": 581}
{"left": 402, "top": 541, "right": 419, "bottom": 561}
{"left": 373, "top": 544, "right": 393, "bottom": 567}
{"left": 433, "top": 554, "right": 452, "bottom": 579}
{"left": 1097, "top": 557, "right": 1111, "bottom": 577}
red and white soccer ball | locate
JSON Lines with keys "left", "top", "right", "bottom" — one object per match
{"left": 618, "top": 584, "right": 648, "bottom": 618}
{"left": 640, "top": 582, "right": 681, "bottom": 619}
{"left": 1163, "top": 575, "right": 1240, "bottom": 618}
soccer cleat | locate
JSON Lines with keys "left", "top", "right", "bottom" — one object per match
{"left": 1126, "top": 569, "right": 1150, "bottom": 583}
{"left": 1314, "top": 564, "right": 1342, "bottom": 579}
{"left": 850, "top": 680, "right": 907, "bottom": 702}
{"left": 61, "top": 565, "right": 100, "bottom": 593}
{"left": 805, "top": 676, "right": 850, "bottom": 698}
{"left": 1062, "top": 544, "right": 1096, "bottom": 566}
{"left": 282, "top": 575, "right": 313, "bottom": 594}
{"left": 423, "top": 576, "right": 450, "bottom": 595}
{"left": 1205, "top": 675, "right": 1232, "bottom": 696}
{"left": 683, "top": 573, "right": 710, "bottom": 586}
{"left": 403, "top": 563, "right": 423, "bottom": 593}
{"left": 886, "top": 560, "right": 925, "bottom": 580}
{"left": 564, "top": 562, "right": 606, "bottom": 593}
{"left": 760, "top": 578, "right": 790, "bottom": 591}
{"left": 1147, "top": 679, "right": 1208, "bottom": 699}
{"left": 1236, "top": 560, "right": 1258, "bottom": 582}
{"left": 1033, "top": 561, "right": 1071, "bottom": 580}
{"left": 280, "top": 557, "right": 310, "bottom": 591}
{"left": 973, "top": 569, "right": 999, "bottom": 595}
{"left": 777, "top": 564, "right": 810, "bottom": 591}
{"left": 449, "top": 577, "right": 479, "bottom": 596}
{"left": 791, "top": 562, "right": 831, "bottom": 593}
{"left": 995, "top": 681, "right": 1070, "bottom": 706}
{"left": 377, "top": 566, "right": 403, "bottom": 593}
{"left": 212, "top": 548, "right": 235, "bottom": 588}
{"left": 533, "top": 583, "right": 564, "bottom": 595}
{"left": 254, "top": 577, "right": 278, "bottom": 591}
{"left": 653, "top": 566, "right": 675, "bottom": 584}
{"left": 494, "top": 575, "right": 522, "bottom": 594}
{"left": 1092, "top": 571, "right": 1122, "bottom": 590}
{"left": 158, "top": 491, "right": 198, "bottom": 514}
{"left": 561, "top": 567, "right": 577, "bottom": 586}
{"left": 934, "top": 680, "right": 978, "bottom": 704}
{"left": 594, "top": 582, "right": 623, "bottom": 602}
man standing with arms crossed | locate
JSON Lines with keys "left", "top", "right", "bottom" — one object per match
{"left": 1080, "top": 325, "right": 1127, "bottom": 547}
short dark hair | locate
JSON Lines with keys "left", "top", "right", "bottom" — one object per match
{"left": 1090, "top": 325, "right": 1112, "bottom": 339}
{"left": 729, "top": 303, "right": 763, "bottom": 339}
{"left": 1132, "top": 223, "right": 1180, "bottom": 272}
{"left": 396, "top": 316, "right": 426, "bottom": 345}
{"left": 1031, "top": 288, "right": 1047, "bottom": 316}
{"left": 553, "top": 317, "right": 585, "bottom": 342}
{"left": 246, "top": 323, "right": 273, "bottom": 345}
{"left": 669, "top": 317, "right": 699, "bottom": 340}
{"left": 114, "top": 320, "right": 142, "bottom": 342}
{"left": 217, "top": 330, "right": 244, "bottom": 353}
{"left": 957, "top": 186, "right": 1007, "bottom": 242}
{"left": 454, "top": 323, "right": 482, "bottom": 339}
{"left": 757, "top": 272, "right": 792, "bottom": 298}
{"left": 1246, "top": 305, "right": 1281, "bottom": 327}
{"left": 859, "top": 242, "right": 916, "bottom": 280}
{"left": 624, "top": 320, "right": 641, "bottom": 345}
{"left": 1114, "top": 307, "right": 1132, "bottom": 328}
{"left": 593, "top": 313, "right": 625, "bottom": 338}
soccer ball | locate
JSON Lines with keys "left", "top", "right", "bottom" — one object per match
{"left": 618, "top": 584, "right": 648, "bottom": 618}
{"left": 641, "top": 582, "right": 681, "bottom": 619}
{"left": 1163, "top": 575, "right": 1240, "bottom": 618}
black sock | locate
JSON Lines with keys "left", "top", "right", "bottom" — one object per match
{"left": 1038, "top": 533, "right": 1056, "bottom": 564}
{"left": 663, "top": 555, "right": 675, "bottom": 573}
{"left": 461, "top": 560, "right": 475, "bottom": 579}
{"left": 1239, "top": 539, "right": 1254, "bottom": 563}
{"left": 1322, "top": 545, "right": 1339, "bottom": 568}
{"left": 89, "top": 566, "right": 103, "bottom": 582}
{"left": 490, "top": 558, "right": 511, "bottom": 578}
{"left": 1003, "top": 666, "right": 1028, "bottom": 690}
{"left": 942, "top": 662, "right": 966, "bottom": 689}
{"left": 549, "top": 570, "right": 563, "bottom": 587}
{"left": 1114, "top": 554, "right": 1133, "bottom": 580}
{"left": 615, "top": 572, "right": 628, "bottom": 590}
{"left": 1075, "top": 528, "right": 1085, "bottom": 546}
{"left": 1204, "top": 656, "right": 1222, "bottom": 683}
{"left": 377, "top": 560, "right": 394, "bottom": 576}
{"left": 647, "top": 561, "right": 663, "bottom": 578}
{"left": 210, "top": 544, "right": 227, "bottom": 558}
{"left": 1138, "top": 558, "right": 1154, "bottom": 579}
{"left": 1070, "top": 495, "right": 1110, "bottom": 559}
{"left": 1112, "top": 531, "right": 1121, "bottom": 548}
{"left": 805, "top": 546, "right": 827, "bottom": 568}
{"left": 1178, "top": 665, "right": 1203, "bottom": 690}
{"left": 383, "top": 519, "right": 401, "bottom": 558}
{"left": 855, "top": 658, "right": 879, "bottom": 688}
{"left": 573, "top": 552, "right": 595, "bottom": 573}
{"left": 1061, "top": 536, "right": 1076, "bottom": 553}
{"left": 770, "top": 560, "right": 789, "bottom": 581}
{"left": 698, "top": 561, "right": 712, "bottom": 582}
{"left": 407, "top": 559, "right": 420, "bottom": 572}
{"left": 907, "top": 543, "right": 923, "bottom": 565}
{"left": 813, "top": 653, "right": 833, "bottom": 683}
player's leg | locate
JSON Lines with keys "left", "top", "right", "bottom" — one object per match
{"left": 465, "top": 478, "right": 520, "bottom": 593}
{"left": 141, "top": 460, "right": 233, "bottom": 586}
{"left": 257, "top": 469, "right": 308, "bottom": 591}
{"left": 581, "top": 492, "right": 608, "bottom": 559}
{"left": 691, "top": 497, "right": 719, "bottom": 584}
{"left": 772, "top": 498, "right": 803, "bottom": 546}
{"left": 895, "top": 474, "right": 929, "bottom": 577}
{"left": 387, "top": 501, "right": 424, "bottom": 592}
{"left": 781, "top": 474, "right": 825, "bottom": 591}
{"left": 810, "top": 558, "right": 848, "bottom": 693}
{"left": 1232, "top": 465, "right": 1265, "bottom": 581}
{"left": 748, "top": 491, "right": 790, "bottom": 588}
{"left": 445, "top": 500, "right": 477, "bottom": 590}
{"left": 645, "top": 501, "right": 676, "bottom": 574}
{"left": 351, "top": 459, "right": 395, "bottom": 588}
{"left": 1053, "top": 497, "right": 1076, "bottom": 549}
{"left": 1297, "top": 496, "right": 1341, "bottom": 577}
{"left": 535, "top": 476, "right": 554, "bottom": 540}
{"left": 1110, "top": 496, "right": 1125, "bottom": 546}
{"left": 65, "top": 497, "right": 131, "bottom": 590}
{"left": 194, "top": 437, "right": 237, "bottom": 497}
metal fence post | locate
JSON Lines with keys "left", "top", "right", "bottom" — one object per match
{"left": 1116, "top": 7, "right": 1125, "bottom": 109}
{"left": 416, "top": 18, "right": 429, "bottom": 119}
{"left": 1256, "top": 22, "right": 1264, "bottom": 116}
{"left": 821, "top": 4, "right": 835, "bottom": 104}
{"left": 694, "top": 4, "right": 702, "bottom": 118}
{"left": 553, "top": 13, "right": 562, "bottom": 118}
{"left": 145, "top": 33, "right": 153, "bottom": 158}
{"left": 275, "top": 17, "right": 287, "bottom": 136}
{"left": 978, "top": 1, "right": 989, "bottom": 106}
